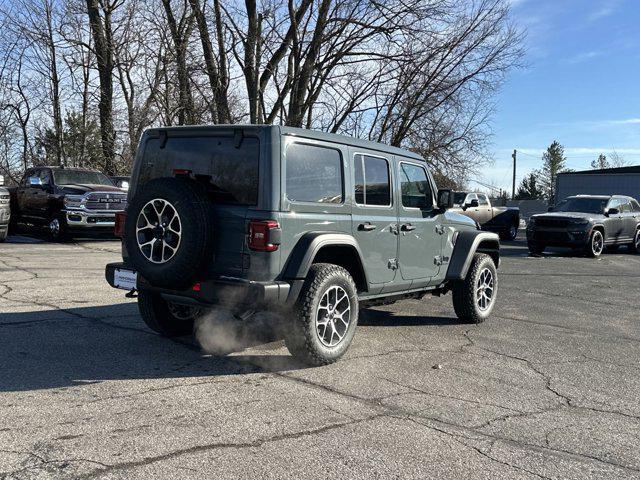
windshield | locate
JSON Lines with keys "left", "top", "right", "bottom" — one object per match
{"left": 453, "top": 192, "right": 467, "bottom": 206}
{"left": 556, "top": 197, "right": 608, "bottom": 214}
{"left": 54, "top": 170, "right": 114, "bottom": 186}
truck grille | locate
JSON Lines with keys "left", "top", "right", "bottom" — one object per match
{"left": 85, "top": 192, "right": 127, "bottom": 211}
{"left": 535, "top": 218, "right": 569, "bottom": 229}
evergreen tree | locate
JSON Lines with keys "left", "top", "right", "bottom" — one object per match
{"left": 538, "top": 141, "right": 567, "bottom": 203}
{"left": 515, "top": 171, "right": 543, "bottom": 200}
{"left": 591, "top": 153, "right": 609, "bottom": 170}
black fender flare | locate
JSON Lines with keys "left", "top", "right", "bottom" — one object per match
{"left": 445, "top": 231, "right": 500, "bottom": 281}
{"left": 282, "top": 232, "right": 368, "bottom": 285}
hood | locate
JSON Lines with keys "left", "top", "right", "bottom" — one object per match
{"left": 532, "top": 211, "right": 603, "bottom": 221}
{"left": 59, "top": 183, "right": 125, "bottom": 195}
{"left": 442, "top": 210, "right": 478, "bottom": 229}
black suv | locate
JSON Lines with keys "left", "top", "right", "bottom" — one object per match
{"left": 105, "top": 126, "right": 501, "bottom": 365}
{"left": 527, "top": 195, "right": 640, "bottom": 257}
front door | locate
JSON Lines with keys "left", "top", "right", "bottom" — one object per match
{"left": 397, "top": 162, "right": 442, "bottom": 280}
{"left": 605, "top": 198, "right": 625, "bottom": 241}
{"left": 351, "top": 152, "right": 398, "bottom": 284}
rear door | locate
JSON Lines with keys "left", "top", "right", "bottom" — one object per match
{"left": 351, "top": 152, "right": 398, "bottom": 284}
{"left": 619, "top": 199, "right": 636, "bottom": 240}
{"left": 397, "top": 161, "right": 441, "bottom": 280}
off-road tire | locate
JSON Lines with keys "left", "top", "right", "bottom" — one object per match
{"left": 631, "top": 228, "right": 640, "bottom": 254}
{"left": 452, "top": 253, "right": 497, "bottom": 324}
{"left": 137, "top": 290, "right": 196, "bottom": 337}
{"left": 500, "top": 224, "right": 518, "bottom": 241}
{"left": 585, "top": 229, "right": 604, "bottom": 258}
{"left": 125, "top": 177, "right": 214, "bottom": 289}
{"left": 285, "top": 263, "right": 359, "bottom": 366}
{"left": 528, "top": 242, "right": 545, "bottom": 255}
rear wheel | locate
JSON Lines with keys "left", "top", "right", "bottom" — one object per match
{"left": 452, "top": 253, "right": 497, "bottom": 324}
{"left": 137, "top": 290, "right": 200, "bottom": 337}
{"left": 285, "top": 263, "right": 359, "bottom": 366}
{"left": 585, "top": 230, "right": 604, "bottom": 258}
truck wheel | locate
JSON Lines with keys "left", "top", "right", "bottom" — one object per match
{"left": 630, "top": 229, "right": 640, "bottom": 254}
{"left": 124, "top": 177, "right": 214, "bottom": 289}
{"left": 500, "top": 224, "right": 518, "bottom": 241}
{"left": 137, "top": 290, "right": 200, "bottom": 337}
{"left": 452, "top": 253, "right": 497, "bottom": 324}
{"left": 48, "top": 215, "right": 69, "bottom": 242}
{"left": 585, "top": 230, "right": 604, "bottom": 258}
{"left": 527, "top": 242, "right": 545, "bottom": 255}
{"left": 285, "top": 263, "right": 359, "bottom": 366}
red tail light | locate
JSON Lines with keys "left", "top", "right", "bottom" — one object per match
{"left": 248, "top": 220, "right": 280, "bottom": 252}
{"left": 114, "top": 211, "right": 127, "bottom": 237}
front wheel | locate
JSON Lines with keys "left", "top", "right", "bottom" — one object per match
{"left": 137, "top": 290, "right": 200, "bottom": 337}
{"left": 631, "top": 229, "right": 640, "bottom": 254}
{"left": 585, "top": 230, "right": 604, "bottom": 258}
{"left": 528, "top": 241, "right": 545, "bottom": 255}
{"left": 500, "top": 224, "right": 518, "bottom": 241}
{"left": 48, "top": 215, "right": 69, "bottom": 242}
{"left": 285, "top": 263, "right": 359, "bottom": 366}
{"left": 452, "top": 253, "right": 498, "bottom": 324}
{"left": 0, "top": 228, "right": 7, "bottom": 242}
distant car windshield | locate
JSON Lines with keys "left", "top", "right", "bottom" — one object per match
{"left": 557, "top": 197, "right": 608, "bottom": 214}
{"left": 453, "top": 192, "right": 467, "bottom": 206}
{"left": 54, "top": 170, "right": 114, "bottom": 186}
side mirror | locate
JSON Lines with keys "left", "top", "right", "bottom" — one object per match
{"left": 605, "top": 208, "right": 619, "bottom": 216}
{"left": 467, "top": 199, "right": 479, "bottom": 208}
{"left": 0, "top": 174, "right": 4, "bottom": 186}
{"left": 437, "top": 189, "right": 454, "bottom": 210}
{"left": 28, "top": 176, "right": 43, "bottom": 188}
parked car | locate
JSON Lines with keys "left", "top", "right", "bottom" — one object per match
{"left": 526, "top": 195, "right": 640, "bottom": 257}
{"left": 8, "top": 167, "right": 127, "bottom": 241}
{"left": 452, "top": 192, "right": 520, "bottom": 240}
{"left": 110, "top": 176, "right": 130, "bottom": 190}
{"left": 0, "top": 186, "right": 9, "bottom": 242}
{"left": 105, "top": 125, "right": 501, "bottom": 366}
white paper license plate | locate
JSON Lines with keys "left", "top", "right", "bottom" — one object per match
{"left": 114, "top": 268, "right": 137, "bottom": 290}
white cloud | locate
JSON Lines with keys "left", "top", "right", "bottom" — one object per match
{"left": 588, "top": 0, "right": 622, "bottom": 21}
{"left": 563, "top": 50, "right": 603, "bottom": 64}
{"left": 542, "top": 118, "right": 640, "bottom": 128}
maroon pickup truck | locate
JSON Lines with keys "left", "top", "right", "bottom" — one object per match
{"left": 8, "top": 166, "right": 127, "bottom": 240}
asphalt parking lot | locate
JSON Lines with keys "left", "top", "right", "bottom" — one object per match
{"left": 1, "top": 234, "right": 639, "bottom": 479}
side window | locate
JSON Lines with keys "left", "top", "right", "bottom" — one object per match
{"left": 608, "top": 198, "right": 622, "bottom": 211}
{"left": 466, "top": 193, "right": 478, "bottom": 205}
{"left": 39, "top": 169, "right": 52, "bottom": 185}
{"left": 286, "top": 143, "right": 343, "bottom": 204}
{"left": 478, "top": 194, "right": 489, "bottom": 206}
{"left": 354, "top": 154, "right": 391, "bottom": 206}
{"left": 400, "top": 163, "right": 433, "bottom": 209}
{"left": 22, "top": 170, "right": 33, "bottom": 186}
{"left": 632, "top": 200, "right": 640, "bottom": 212}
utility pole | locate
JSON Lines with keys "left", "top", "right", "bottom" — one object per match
{"left": 511, "top": 149, "right": 517, "bottom": 200}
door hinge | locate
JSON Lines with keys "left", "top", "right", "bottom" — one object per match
{"left": 435, "top": 225, "right": 445, "bottom": 235}
{"left": 388, "top": 258, "right": 398, "bottom": 270}
{"left": 434, "top": 255, "right": 450, "bottom": 266}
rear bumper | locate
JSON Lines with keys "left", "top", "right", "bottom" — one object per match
{"left": 526, "top": 227, "right": 590, "bottom": 247}
{"left": 105, "top": 262, "right": 292, "bottom": 308}
{"left": 63, "top": 209, "right": 117, "bottom": 228}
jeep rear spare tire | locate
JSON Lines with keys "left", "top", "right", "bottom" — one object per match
{"left": 125, "top": 177, "right": 213, "bottom": 289}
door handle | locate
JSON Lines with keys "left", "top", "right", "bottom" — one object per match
{"left": 358, "top": 223, "right": 376, "bottom": 231}
{"left": 401, "top": 224, "right": 416, "bottom": 232}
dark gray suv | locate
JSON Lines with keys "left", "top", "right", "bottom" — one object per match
{"left": 106, "top": 126, "right": 500, "bottom": 365}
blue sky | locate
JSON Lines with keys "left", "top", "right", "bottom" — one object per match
{"left": 480, "top": 0, "right": 640, "bottom": 192}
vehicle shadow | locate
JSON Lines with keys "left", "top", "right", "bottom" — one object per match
{"left": 0, "top": 303, "right": 306, "bottom": 393}
{"left": 359, "top": 309, "right": 459, "bottom": 327}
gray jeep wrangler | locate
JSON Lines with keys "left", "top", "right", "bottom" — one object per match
{"left": 105, "top": 125, "right": 500, "bottom": 365}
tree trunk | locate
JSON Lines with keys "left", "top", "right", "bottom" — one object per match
{"left": 85, "top": 0, "right": 116, "bottom": 175}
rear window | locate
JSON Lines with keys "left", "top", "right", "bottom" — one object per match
{"left": 160, "top": 136, "right": 259, "bottom": 205}
{"left": 286, "top": 143, "right": 343, "bottom": 204}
